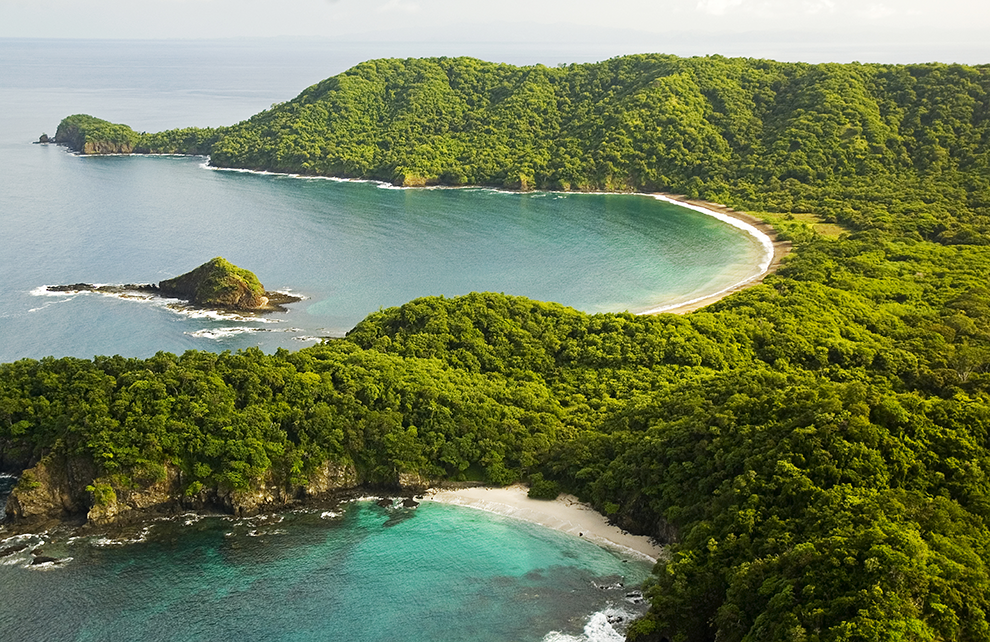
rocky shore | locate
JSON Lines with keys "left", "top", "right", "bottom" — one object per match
{"left": 0, "top": 452, "right": 435, "bottom": 542}
{"left": 46, "top": 257, "right": 302, "bottom": 313}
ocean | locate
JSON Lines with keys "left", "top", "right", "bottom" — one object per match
{"left": 0, "top": 37, "right": 764, "bottom": 641}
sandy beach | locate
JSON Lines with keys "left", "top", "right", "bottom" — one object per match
{"left": 423, "top": 484, "right": 664, "bottom": 563}
{"left": 646, "top": 193, "right": 791, "bottom": 315}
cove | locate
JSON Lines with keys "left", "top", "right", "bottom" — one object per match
{"left": 0, "top": 151, "right": 765, "bottom": 362}
{"left": 0, "top": 499, "right": 653, "bottom": 642}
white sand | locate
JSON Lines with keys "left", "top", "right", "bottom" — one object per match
{"left": 422, "top": 484, "right": 664, "bottom": 563}
{"left": 638, "top": 194, "right": 784, "bottom": 315}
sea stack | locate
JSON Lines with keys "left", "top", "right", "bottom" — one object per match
{"left": 158, "top": 257, "right": 270, "bottom": 311}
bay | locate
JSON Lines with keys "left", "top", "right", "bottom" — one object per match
{"left": 0, "top": 38, "right": 765, "bottom": 362}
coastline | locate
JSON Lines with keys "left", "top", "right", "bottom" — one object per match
{"left": 199, "top": 162, "right": 788, "bottom": 316}
{"left": 423, "top": 484, "right": 664, "bottom": 563}
{"left": 78, "top": 155, "right": 783, "bottom": 318}
{"left": 641, "top": 194, "right": 790, "bottom": 315}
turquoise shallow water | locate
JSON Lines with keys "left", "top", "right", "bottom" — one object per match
{"left": 0, "top": 151, "right": 762, "bottom": 361}
{"left": 0, "top": 501, "right": 652, "bottom": 642}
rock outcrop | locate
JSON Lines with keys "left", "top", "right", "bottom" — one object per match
{"left": 45, "top": 258, "right": 302, "bottom": 314}
{"left": 157, "top": 257, "right": 271, "bottom": 311}
{"left": 85, "top": 465, "right": 184, "bottom": 527}
{"left": 4, "top": 455, "right": 360, "bottom": 531}
{"left": 207, "top": 461, "right": 356, "bottom": 518}
{"left": 31, "top": 556, "right": 61, "bottom": 566}
{"left": 0, "top": 544, "right": 28, "bottom": 557}
{"left": 304, "top": 460, "right": 360, "bottom": 497}
{"left": 53, "top": 114, "right": 139, "bottom": 154}
{"left": 397, "top": 470, "right": 430, "bottom": 492}
{"left": 3, "top": 454, "right": 96, "bottom": 526}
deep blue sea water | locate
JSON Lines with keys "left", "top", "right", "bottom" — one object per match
{"left": 0, "top": 38, "right": 767, "bottom": 641}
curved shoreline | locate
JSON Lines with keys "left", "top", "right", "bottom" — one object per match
{"left": 72, "top": 156, "right": 785, "bottom": 317}
{"left": 643, "top": 194, "right": 790, "bottom": 315}
{"left": 423, "top": 484, "right": 664, "bottom": 563}
{"left": 199, "top": 161, "right": 788, "bottom": 315}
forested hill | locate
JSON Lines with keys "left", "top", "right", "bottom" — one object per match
{"left": 20, "top": 55, "right": 990, "bottom": 640}
{"left": 57, "top": 54, "right": 990, "bottom": 237}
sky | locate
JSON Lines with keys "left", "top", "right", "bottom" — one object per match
{"left": 2, "top": 0, "right": 988, "bottom": 63}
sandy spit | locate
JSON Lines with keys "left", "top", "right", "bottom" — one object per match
{"left": 422, "top": 484, "right": 664, "bottom": 563}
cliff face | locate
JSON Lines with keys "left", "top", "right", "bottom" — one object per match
{"left": 212, "top": 461, "right": 360, "bottom": 518}
{"left": 4, "top": 454, "right": 96, "bottom": 526}
{"left": 157, "top": 257, "right": 269, "bottom": 311}
{"left": 82, "top": 140, "right": 134, "bottom": 154}
{"left": 53, "top": 114, "right": 140, "bottom": 155}
{"left": 84, "top": 465, "right": 184, "bottom": 527}
{"left": 4, "top": 456, "right": 361, "bottom": 530}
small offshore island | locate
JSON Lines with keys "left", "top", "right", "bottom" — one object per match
{"left": 46, "top": 257, "right": 302, "bottom": 313}
{"left": 7, "top": 53, "right": 990, "bottom": 642}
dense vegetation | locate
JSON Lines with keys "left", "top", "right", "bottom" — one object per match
{"left": 55, "top": 114, "right": 222, "bottom": 155}
{"left": 60, "top": 55, "right": 990, "bottom": 237}
{"left": 21, "top": 54, "right": 990, "bottom": 640}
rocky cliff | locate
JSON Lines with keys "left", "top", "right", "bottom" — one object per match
{"left": 3, "top": 456, "right": 363, "bottom": 532}
{"left": 158, "top": 257, "right": 269, "bottom": 310}
{"left": 4, "top": 454, "right": 96, "bottom": 527}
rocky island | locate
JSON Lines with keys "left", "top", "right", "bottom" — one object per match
{"left": 47, "top": 257, "right": 301, "bottom": 313}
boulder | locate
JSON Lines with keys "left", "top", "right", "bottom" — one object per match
{"left": 0, "top": 544, "right": 28, "bottom": 557}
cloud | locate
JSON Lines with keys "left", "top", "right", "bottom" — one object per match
{"left": 858, "top": 3, "right": 896, "bottom": 19}
{"left": 696, "top": 0, "right": 744, "bottom": 15}
{"left": 377, "top": 0, "right": 420, "bottom": 14}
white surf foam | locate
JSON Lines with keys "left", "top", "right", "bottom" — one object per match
{"left": 186, "top": 326, "right": 303, "bottom": 340}
{"left": 30, "top": 284, "right": 290, "bottom": 324}
{"left": 31, "top": 285, "right": 79, "bottom": 297}
{"left": 89, "top": 525, "right": 153, "bottom": 547}
{"left": 1, "top": 533, "right": 42, "bottom": 544}
{"left": 186, "top": 327, "right": 272, "bottom": 340}
{"left": 542, "top": 606, "right": 638, "bottom": 642}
